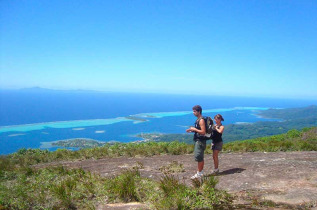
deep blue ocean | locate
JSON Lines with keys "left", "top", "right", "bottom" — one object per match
{"left": 1, "top": 89, "right": 316, "bottom": 155}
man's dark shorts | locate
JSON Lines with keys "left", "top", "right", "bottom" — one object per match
{"left": 212, "top": 141, "right": 223, "bottom": 151}
{"left": 194, "top": 140, "right": 206, "bottom": 162}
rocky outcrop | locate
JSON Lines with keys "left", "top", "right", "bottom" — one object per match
{"left": 37, "top": 151, "right": 317, "bottom": 208}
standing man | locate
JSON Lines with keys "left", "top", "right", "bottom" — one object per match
{"left": 186, "top": 105, "right": 206, "bottom": 179}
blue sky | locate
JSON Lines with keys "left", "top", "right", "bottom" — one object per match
{"left": 1, "top": 0, "right": 316, "bottom": 99}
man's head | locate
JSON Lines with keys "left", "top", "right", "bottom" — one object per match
{"left": 192, "top": 105, "right": 202, "bottom": 116}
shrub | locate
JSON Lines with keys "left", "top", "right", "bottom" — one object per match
{"left": 105, "top": 169, "right": 141, "bottom": 202}
{"left": 50, "top": 177, "right": 77, "bottom": 209}
{"left": 286, "top": 129, "right": 301, "bottom": 138}
{"left": 159, "top": 174, "right": 186, "bottom": 197}
{"left": 154, "top": 174, "right": 232, "bottom": 209}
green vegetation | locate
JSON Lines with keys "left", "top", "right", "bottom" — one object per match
{"left": 225, "top": 105, "right": 317, "bottom": 141}
{"left": 1, "top": 128, "right": 316, "bottom": 168}
{"left": 0, "top": 127, "right": 316, "bottom": 209}
{"left": 152, "top": 174, "right": 232, "bottom": 209}
{"left": 0, "top": 162, "right": 231, "bottom": 209}
{"left": 259, "top": 105, "right": 317, "bottom": 120}
{"left": 2, "top": 141, "right": 193, "bottom": 167}
{"left": 223, "top": 127, "right": 317, "bottom": 152}
{"left": 224, "top": 116, "right": 317, "bottom": 142}
{"left": 0, "top": 166, "right": 106, "bottom": 209}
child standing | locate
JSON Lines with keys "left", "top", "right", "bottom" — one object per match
{"left": 211, "top": 114, "right": 224, "bottom": 174}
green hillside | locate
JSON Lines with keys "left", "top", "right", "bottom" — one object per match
{"left": 259, "top": 105, "right": 317, "bottom": 120}
{"left": 223, "top": 127, "right": 317, "bottom": 152}
{"left": 224, "top": 105, "right": 317, "bottom": 141}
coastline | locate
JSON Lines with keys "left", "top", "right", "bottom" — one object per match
{"left": 2, "top": 106, "right": 316, "bottom": 154}
{"left": 0, "top": 107, "right": 269, "bottom": 134}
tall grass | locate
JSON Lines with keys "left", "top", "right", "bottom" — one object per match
{"left": 106, "top": 169, "right": 141, "bottom": 202}
{"left": 153, "top": 174, "right": 232, "bottom": 209}
{"left": 0, "top": 166, "right": 233, "bottom": 209}
{"left": 0, "top": 166, "right": 105, "bottom": 209}
{"left": 2, "top": 141, "right": 193, "bottom": 169}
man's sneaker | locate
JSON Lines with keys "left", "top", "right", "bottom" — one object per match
{"left": 211, "top": 168, "right": 219, "bottom": 175}
{"left": 191, "top": 171, "right": 203, "bottom": 179}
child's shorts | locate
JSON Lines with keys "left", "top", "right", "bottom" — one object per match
{"left": 211, "top": 141, "right": 223, "bottom": 151}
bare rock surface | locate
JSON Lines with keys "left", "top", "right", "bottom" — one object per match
{"left": 37, "top": 151, "right": 317, "bottom": 209}
{"left": 97, "top": 202, "right": 148, "bottom": 210}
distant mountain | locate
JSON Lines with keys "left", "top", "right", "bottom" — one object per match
{"left": 258, "top": 105, "right": 317, "bottom": 120}
{"left": 17, "top": 87, "right": 101, "bottom": 93}
{"left": 20, "top": 87, "right": 56, "bottom": 92}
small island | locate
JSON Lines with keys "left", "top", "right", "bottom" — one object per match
{"left": 51, "top": 138, "right": 107, "bottom": 148}
{"left": 125, "top": 116, "right": 148, "bottom": 122}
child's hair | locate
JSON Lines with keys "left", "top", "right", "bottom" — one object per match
{"left": 192, "top": 105, "right": 202, "bottom": 114}
{"left": 214, "top": 114, "right": 224, "bottom": 121}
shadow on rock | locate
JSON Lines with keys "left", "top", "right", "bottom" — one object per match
{"left": 218, "top": 168, "right": 245, "bottom": 176}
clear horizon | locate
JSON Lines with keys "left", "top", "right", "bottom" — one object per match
{"left": 2, "top": 86, "right": 317, "bottom": 101}
{"left": 1, "top": 1, "right": 317, "bottom": 99}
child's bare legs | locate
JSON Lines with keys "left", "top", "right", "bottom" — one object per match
{"left": 213, "top": 150, "right": 219, "bottom": 169}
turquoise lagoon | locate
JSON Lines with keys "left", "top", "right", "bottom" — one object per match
{"left": 0, "top": 107, "right": 273, "bottom": 154}
{"left": 1, "top": 89, "right": 316, "bottom": 154}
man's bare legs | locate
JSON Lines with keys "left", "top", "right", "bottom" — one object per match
{"left": 198, "top": 160, "right": 204, "bottom": 172}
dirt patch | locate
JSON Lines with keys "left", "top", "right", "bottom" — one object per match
{"left": 97, "top": 202, "right": 148, "bottom": 210}
{"left": 36, "top": 151, "right": 317, "bottom": 208}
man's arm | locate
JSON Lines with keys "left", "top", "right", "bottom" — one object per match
{"left": 197, "top": 118, "right": 206, "bottom": 135}
{"left": 186, "top": 118, "right": 206, "bottom": 135}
